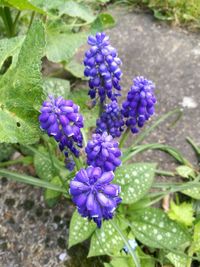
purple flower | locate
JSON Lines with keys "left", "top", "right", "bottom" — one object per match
{"left": 85, "top": 132, "right": 121, "bottom": 172}
{"left": 39, "top": 96, "right": 84, "bottom": 167}
{"left": 84, "top": 32, "right": 122, "bottom": 103}
{"left": 69, "top": 166, "right": 121, "bottom": 227}
{"left": 122, "top": 76, "right": 156, "bottom": 134}
{"left": 96, "top": 100, "right": 124, "bottom": 138}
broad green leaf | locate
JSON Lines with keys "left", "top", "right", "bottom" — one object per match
{"left": 70, "top": 89, "right": 99, "bottom": 129}
{"left": 64, "top": 59, "right": 85, "bottom": 79}
{"left": 104, "top": 257, "right": 136, "bottom": 267}
{"left": 168, "top": 201, "right": 195, "bottom": 227}
{"left": 176, "top": 165, "right": 195, "bottom": 178}
{"left": 0, "top": 0, "right": 45, "bottom": 13}
{"left": 182, "top": 186, "right": 200, "bottom": 199}
{"left": 34, "top": 148, "right": 55, "bottom": 181}
{"left": 192, "top": 221, "right": 200, "bottom": 253}
{"left": 58, "top": 1, "right": 96, "bottom": 23}
{"left": 0, "top": 168, "right": 67, "bottom": 193}
{"left": 68, "top": 210, "right": 96, "bottom": 248}
{"left": 0, "top": 21, "right": 45, "bottom": 144}
{"left": 91, "top": 13, "right": 115, "bottom": 33}
{"left": 115, "top": 163, "right": 156, "bottom": 204}
{"left": 166, "top": 252, "right": 187, "bottom": 267}
{"left": 43, "top": 77, "right": 70, "bottom": 98}
{"left": 44, "top": 176, "right": 62, "bottom": 207}
{"left": 88, "top": 219, "right": 124, "bottom": 257}
{"left": 131, "top": 208, "right": 191, "bottom": 249}
{"left": 0, "top": 143, "right": 14, "bottom": 161}
{"left": 46, "top": 29, "right": 87, "bottom": 63}
{"left": 0, "top": 36, "right": 24, "bottom": 70}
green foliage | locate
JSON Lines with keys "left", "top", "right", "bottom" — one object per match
{"left": 44, "top": 176, "right": 62, "bottom": 207}
{"left": 168, "top": 201, "right": 195, "bottom": 227}
{"left": 166, "top": 252, "right": 187, "bottom": 267}
{"left": 192, "top": 221, "right": 200, "bottom": 253}
{"left": 0, "top": 143, "right": 14, "bottom": 161}
{"left": 43, "top": 77, "right": 70, "bottom": 99}
{"left": 131, "top": 208, "right": 191, "bottom": 249}
{"left": 176, "top": 165, "right": 195, "bottom": 178}
{"left": 88, "top": 218, "right": 124, "bottom": 257}
{"left": 91, "top": 13, "right": 116, "bottom": 33}
{"left": 0, "top": 21, "right": 45, "bottom": 144}
{"left": 64, "top": 59, "right": 85, "bottom": 79}
{"left": 182, "top": 186, "right": 200, "bottom": 200}
{"left": 0, "top": 0, "right": 44, "bottom": 13}
{"left": 68, "top": 210, "right": 96, "bottom": 248}
{"left": 115, "top": 163, "right": 156, "bottom": 204}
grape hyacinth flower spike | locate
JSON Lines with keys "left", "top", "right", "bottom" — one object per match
{"left": 122, "top": 76, "right": 156, "bottom": 134}
{"left": 85, "top": 132, "right": 121, "bottom": 172}
{"left": 84, "top": 32, "right": 122, "bottom": 103}
{"left": 96, "top": 100, "right": 124, "bottom": 138}
{"left": 69, "top": 166, "right": 121, "bottom": 227}
{"left": 39, "top": 96, "right": 84, "bottom": 170}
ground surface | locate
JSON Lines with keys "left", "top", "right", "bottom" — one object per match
{"left": 1, "top": 7, "right": 200, "bottom": 267}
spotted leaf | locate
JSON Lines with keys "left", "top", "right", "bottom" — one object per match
{"left": 131, "top": 208, "right": 191, "bottom": 249}
{"left": 68, "top": 210, "right": 96, "bottom": 248}
{"left": 115, "top": 163, "right": 156, "bottom": 204}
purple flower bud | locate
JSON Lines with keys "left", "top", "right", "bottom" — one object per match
{"left": 85, "top": 132, "right": 122, "bottom": 172}
{"left": 84, "top": 32, "right": 122, "bottom": 103}
{"left": 69, "top": 166, "right": 121, "bottom": 227}
{"left": 122, "top": 76, "right": 156, "bottom": 133}
{"left": 39, "top": 96, "right": 84, "bottom": 170}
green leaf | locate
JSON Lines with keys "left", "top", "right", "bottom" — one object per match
{"left": 58, "top": 1, "right": 96, "bottom": 23}
{"left": 88, "top": 218, "right": 124, "bottom": 257}
{"left": 0, "top": 168, "right": 67, "bottom": 193}
{"left": 68, "top": 210, "right": 96, "bottom": 248}
{"left": 115, "top": 163, "right": 156, "bottom": 204}
{"left": 34, "top": 148, "right": 55, "bottom": 181}
{"left": 168, "top": 201, "right": 195, "bottom": 227}
{"left": 0, "top": 143, "right": 14, "bottom": 161}
{"left": 44, "top": 176, "right": 62, "bottom": 207}
{"left": 176, "top": 165, "right": 195, "bottom": 178}
{"left": 70, "top": 89, "right": 99, "bottom": 130}
{"left": 131, "top": 208, "right": 191, "bottom": 249}
{"left": 43, "top": 77, "right": 70, "bottom": 98}
{"left": 0, "top": 36, "right": 24, "bottom": 70}
{"left": 46, "top": 28, "right": 87, "bottom": 63}
{"left": 1, "top": 0, "right": 45, "bottom": 13}
{"left": 166, "top": 252, "right": 187, "bottom": 267}
{"left": 64, "top": 59, "right": 85, "bottom": 79}
{"left": 192, "top": 221, "right": 200, "bottom": 253}
{"left": 91, "top": 13, "right": 115, "bottom": 33}
{"left": 182, "top": 186, "right": 200, "bottom": 199}
{"left": 104, "top": 257, "right": 136, "bottom": 267}
{"left": 0, "top": 21, "right": 45, "bottom": 144}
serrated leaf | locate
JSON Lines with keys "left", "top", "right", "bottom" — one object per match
{"left": 0, "top": 36, "right": 24, "bottom": 70}
{"left": 68, "top": 210, "right": 96, "bottom": 248}
{"left": 88, "top": 219, "right": 124, "bottom": 257}
{"left": 44, "top": 176, "right": 62, "bottom": 207}
{"left": 0, "top": 21, "right": 45, "bottom": 144}
{"left": 166, "top": 252, "right": 187, "bottom": 267}
{"left": 131, "top": 208, "right": 191, "bottom": 249}
{"left": 64, "top": 59, "right": 85, "bottom": 79}
{"left": 168, "top": 201, "right": 195, "bottom": 227}
{"left": 176, "top": 165, "right": 195, "bottom": 178}
{"left": 70, "top": 89, "right": 98, "bottom": 129}
{"left": 1, "top": 0, "right": 45, "bottom": 13}
{"left": 115, "top": 163, "right": 156, "bottom": 204}
{"left": 34, "top": 148, "right": 55, "bottom": 181}
{"left": 46, "top": 29, "right": 87, "bottom": 63}
{"left": 91, "top": 13, "right": 115, "bottom": 33}
{"left": 182, "top": 186, "right": 200, "bottom": 199}
{"left": 43, "top": 77, "right": 70, "bottom": 98}
{"left": 58, "top": 1, "right": 96, "bottom": 23}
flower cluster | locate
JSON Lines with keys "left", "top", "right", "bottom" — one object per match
{"left": 84, "top": 32, "right": 122, "bottom": 103}
{"left": 85, "top": 132, "right": 121, "bottom": 172}
{"left": 122, "top": 76, "right": 156, "bottom": 133}
{"left": 69, "top": 166, "right": 121, "bottom": 228}
{"left": 39, "top": 96, "right": 84, "bottom": 168}
{"left": 96, "top": 100, "right": 124, "bottom": 138}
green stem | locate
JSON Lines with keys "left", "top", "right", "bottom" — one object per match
{"left": 81, "top": 129, "right": 88, "bottom": 148}
{"left": 110, "top": 220, "right": 141, "bottom": 267}
{"left": 72, "top": 154, "right": 82, "bottom": 171}
{"left": 99, "top": 101, "right": 104, "bottom": 117}
{"left": 155, "top": 169, "right": 175, "bottom": 176}
{"left": 28, "top": 11, "right": 35, "bottom": 30}
{"left": 12, "top": 10, "right": 21, "bottom": 35}
{"left": 0, "top": 7, "right": 14, "bottom": 37}
{"left": 0, "top": 156, "right": 32, "bottom": 167}
{"left": 186, "top": 246, "right": 194, "bottom": 267}
{"left": 119, "top": 127, "right": 130, "bottom": 149}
